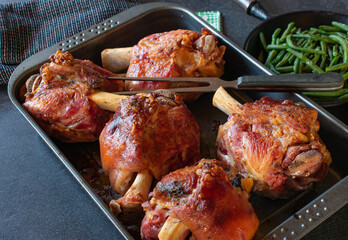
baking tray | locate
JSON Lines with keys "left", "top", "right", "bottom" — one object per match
{"left": 7, "top": 2, "right": 348, "bottom": 240}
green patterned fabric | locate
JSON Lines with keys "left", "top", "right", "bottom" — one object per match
{"left": 196, "top": 11, "right": 222, "bottom": 32}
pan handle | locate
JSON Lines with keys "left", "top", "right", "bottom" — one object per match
{"left": 232, "top": 0, "right": 270, "bottom": 21}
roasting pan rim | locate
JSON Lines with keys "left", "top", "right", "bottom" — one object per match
{"left": 7, "top": 2, "right": 348, "bottom": 240}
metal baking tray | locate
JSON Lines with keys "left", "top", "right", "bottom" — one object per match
{"left": 8, "top": 2, "right": 348, "bottom": 240}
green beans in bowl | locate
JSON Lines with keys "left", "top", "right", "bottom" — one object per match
{"left": 243, "top": 11, "right": 348, "bottom": 106}
{"left": 258, "top": 21, "right": 348, "bottom": 103}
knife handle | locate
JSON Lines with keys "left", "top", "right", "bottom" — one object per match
{"left": 236, "top": 73, "right": 344, "bottom": 92}
{"left": 232, "top": 0, "right": 269, "bottom": 20}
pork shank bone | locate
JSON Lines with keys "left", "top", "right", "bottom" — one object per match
{"left": 213, "top": 87, "right": 332, "bottom": 199}
{"left": 99, "top": 90, "right": 201, "bottom": 222}
{"left": 141, "top": 159, "right": 259, "bottom": 240}
{"left": 101, "top": 47, "right": 133, "bottom": 73}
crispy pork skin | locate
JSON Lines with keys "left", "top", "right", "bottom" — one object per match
{"left": 141, "top": 159, "right": 259, "bottom": 240}
{"left": 23, "top": 50, "right": 124, "bottom": 142}
{"left": 126, "top": 29, "right": 226, "bottom": 101}
{"left": 216, "top": 96, "right": 332, "bottom": 199}
{"left": 99, "top": 90, "right": 201, "bottom": 196}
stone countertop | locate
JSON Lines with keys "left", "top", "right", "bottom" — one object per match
{"left": 0, "top": 0, "right": 347, "bottom": 239}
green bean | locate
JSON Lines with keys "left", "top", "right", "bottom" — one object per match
{"left": 342, "top": 72, "right": 348, "bottom": 81}
{"left": 320, "top": 57, "right": 327, "bottom": 69}
{"left": 338, "top": 93, "right": 348, "bottom": 100}
{"left": 286, "top": 48, "right": 324, "bottom": 73}
{"left": 295, "top": 37, "right": 306, "bottom": 46}
{"left": 328, "top": 47, "right": 333, "bottom": 61}
{"left": 302, "top": 39, "right": 314, "bottom": 49}
{"left": 266, "top": 44, "right": 288, "bottom": 51}
{"left": 332, "top": 45, "right": 339, "bottom": 57}
{"left": 275, "top": 52, "right": 292, "bottom": 67}
{"left": 309, "top": 27, "right": 321, "bottom": 34}
{"left": 293, "top": 57, "right": 300, "bottom": 73}
{"left": 309, "top": 27, "right": 331, "bottom": 35}
{"left": 332, "top": 21, "right": 348, "bottom": 32}
{"left": 310, "top": 29, "right": 348, "bottom": 41}
{"left": 326, "top": 62, "right": 348, "bottom": 72}
{"left": 275, "top": 66, "right": 294, "bottom": 73}
{"left": 332, "top": 32, "right": 348, "bottom": 40}
{"left": 280, "top": 22, "right": 295, "bottom": 42}
{"left": 272, "top": 28, "right": 282, "bottom": 44}
{"left": 271, "top": 50, "right": 286, "bottom": 65}
{"left": 339, "top": 45, "right": 344, "bottom": 56}
{"left": 291, "top": 34, "right": 335, "bottom": 43}
{"left": 286, "top": 35, "right": 326, "bottom": 54}
{"left": 290, "top": 27, "right": 298, "bottom": 34}
{"left": 298, "top": 60, "right": 305, "bottom": 73}
{"left": 328, "top": 56, "right": 340, "bottom": 67}
{"left": 295, "top": 38, "right": 310, "bottom": 49}
{"left": 312, "top": 53, "right": 322, "bottom": 64}
{"left": 303, "top": 88, "right": 348, "bottom": 97}
{"left": 268, "top": 63, "right": 281, "bottom": 74}
{"left": 329, "top": 35, "right": 348, "bottom": 63}
{"left": 319, "top": 25, "right": 343, "bottom": 32}
{"left": 259, "top": 32, "right": 268, "bottom": 51}
{"left": 265, "top": 50, "right": 278, "bottom": 67}
{"left": 320, "top": 41, "right": 327, "bottom": 69}
{"left": 288, "top": 54, "right": 296, "bottom": 64}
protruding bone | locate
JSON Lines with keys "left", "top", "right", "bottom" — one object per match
{"left": 25, "top": 74, "right": 42, "bottom": 94}
{"left": 110, "top": 169, "right": 153, "bottom": 222}
{"left": 25, "top": 73, "right": 128, "bottom": 112}
{"left": 212, "top": 86, "right": 242, "bottom": 115}
{"left": 89, "top": 91, "right": 128, "bottom": 112}
{"left": 158, "top": 216, "right": 190, "bottom": 240}
{"left": 109, "top": 169, "right": 135, "bottom": 196}
{"left": 287, "top": 150, "right": 323, "bottom": 177}
{"left": 101, "top": 47, "right": 133, "bottom": 73}
{"left": 203, "top": 35, "right": 216, "bottom": 55}
{"left": 21, "top": 74, "right": 41, "bottom": 101}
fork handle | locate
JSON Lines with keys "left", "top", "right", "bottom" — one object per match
{"left": 236, "top": 73, "right": 344, "bottom": 92}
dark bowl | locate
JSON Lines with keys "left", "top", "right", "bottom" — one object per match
{"left": 244, "top": 10, "right": 348, "bottom": 107}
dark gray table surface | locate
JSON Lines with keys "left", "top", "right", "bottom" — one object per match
{"left": 1, "top": 0, "right": 347, "bottom": 239}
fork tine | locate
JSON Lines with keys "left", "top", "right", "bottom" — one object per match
{"left": 108, "top": 76, "right": 229, "bottom": 94}
{"left": 112, "top": 85, "right": 218, "bottom": 95}
{"left": 108, "top": 76, "right": 221, "bottom": 84}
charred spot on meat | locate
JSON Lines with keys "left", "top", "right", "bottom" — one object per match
{"left": 156, "top": 180, "right": 189, "bottom": 198}
{"left": 141, "top": 159, "right": 259, "bottom": 240}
